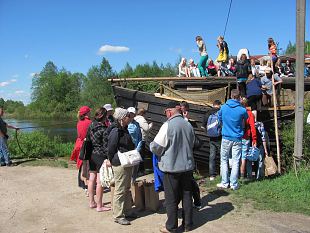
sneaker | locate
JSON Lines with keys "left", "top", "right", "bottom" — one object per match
{"left": 114, "top": 218, "right": 131, "bottom": 225}
{"left": 209, "top": 176, "right": 215, "bottom": 181}
{"left": 193, "top": 204, "right": 202, "bottom": 210}
{"left": 6, "top": 162, "right": 13, "bottom": 167}
{"left": 230, "top": 185, "right": 239, "bottom": 191}
{"left": 216, "top": 183, "right": 229, "bottom": 189}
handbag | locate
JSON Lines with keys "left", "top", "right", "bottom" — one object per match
{"left": 99, "top": 160, "right": 114, "bottom": 188}
{"left": 79, "top": 125, "right": 93, "bottom": 160}
{"left": 117, "top": 149, "right": 142, "bottom": 167}
{"left": 246, "top": 146, "right": 260, "bottom": 161}
{"left": 264, "top": 154, "right": 278, "bottom": 176}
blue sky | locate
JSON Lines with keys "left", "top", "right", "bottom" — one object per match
{"left": 0, "top": 0, "right": 309, "bottom": 104}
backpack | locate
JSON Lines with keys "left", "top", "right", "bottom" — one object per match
{"left": 206, "top": 112, "right": 221, "bottom": 137}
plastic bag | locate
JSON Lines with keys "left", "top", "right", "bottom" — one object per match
{"left": 99, "top": 160, "right": 114, "bottom": 188}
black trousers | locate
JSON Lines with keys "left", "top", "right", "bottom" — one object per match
{"left": 209, "top": 137, "right": 221, "bottom": 177}
{"left": 163, "top": 171, "right": 193, "bottom": 232}
{"left": 192, "top": 177, "right": 201, "bottom": 206}
{"left": 237, "top": 81, "right": 246, "bottom": 97}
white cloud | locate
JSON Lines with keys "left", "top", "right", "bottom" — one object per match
{"left": 15, "top": 90, "right": 25, "bottom": 94}
{"left": 0, "top": 82, "right": 10, "bottom": 87}
{"left": 97, "top": 45, "right": 130, "bottom": 55}
{"left": 10, "top": 79, "right": 17, "bottom": 82}
{"left": 169, "top": 47, "right": 182, "bottom": 54}
{"left": 12, "top": 74, "right": 19, "bottom": 78}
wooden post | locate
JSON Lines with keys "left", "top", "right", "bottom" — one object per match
{"left": 294, "top": 0, "right": 305, "bottom": 167}
{"left": 270, "top": 70, "right": 281, "bottom": 174}
{"left": 160, "top": 81, "right": 164, "bottom": 95}
{"left": 227, "top": 82, "right": 231, "bottom": 102}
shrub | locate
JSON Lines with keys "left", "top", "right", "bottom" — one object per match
{"left": 8, "top": 130, "right": 74, "bottom": 159}
{"left": 281, "top": 101, "right": 310, "bottom": 168}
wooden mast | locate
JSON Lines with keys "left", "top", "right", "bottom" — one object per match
{"left": 294, "top": 0, "right": 306, "bottom": 167}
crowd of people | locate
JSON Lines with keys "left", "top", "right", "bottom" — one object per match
{"left": 178, "top": 36, "right": 310, "bottom": 79}
{"left": 70, "top": 104, "right": 153, "bottom": 225}
{"left": 69, "top": 87, "right": 272, "bottom": 232}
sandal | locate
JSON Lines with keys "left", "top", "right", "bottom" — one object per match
{"left": 96, "top": 206, "right": 111, "bottom": 212}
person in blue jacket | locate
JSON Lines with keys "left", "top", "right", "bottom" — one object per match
{"left": 127, "top": 107, "right": 142, "bottom": 182}
{"left": 217, "top": 89, "right": 248, "bottom": 190}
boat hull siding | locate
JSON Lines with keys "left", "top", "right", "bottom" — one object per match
{"left": 112, "top": 85, "right": 293, "bottom": 174}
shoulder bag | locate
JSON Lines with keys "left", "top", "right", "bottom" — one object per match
{"left": 79, "top": 124, "right": 93, "bottom": 160}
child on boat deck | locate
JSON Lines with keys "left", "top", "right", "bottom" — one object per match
{"left": 207, "top": 59, "right": 217, "bottom": 76}
{"left": 178, "top": 57, "right": 191, "bottom": 77}
{"left": 268, "top": 37, "right": 278, "bottom": 64}
{"left": 188, "top": 59, "right": 201, "bottom": 77}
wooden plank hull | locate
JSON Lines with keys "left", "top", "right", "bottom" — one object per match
{"left": 112, "top": 85, "right": 294, "bottom": 174}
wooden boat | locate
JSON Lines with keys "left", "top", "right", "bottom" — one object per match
{"left": 110, "top": 76, "right": 310, "bottom": 173}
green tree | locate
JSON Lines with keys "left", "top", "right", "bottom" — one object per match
{"left": 30, "top": 61, "right": 83, "bottom": 115}
{"left": 81, "top": 57, "right": 115, "bottom": 108}
{"left": 284, "top": 40, "right": 310, "bottom": 55}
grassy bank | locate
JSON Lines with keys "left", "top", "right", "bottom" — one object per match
{"left": 18, "top": 158, "right": 69, "bottom": 168}
{"left": 205, "top": 169, "right": 310, "bottom": 216}
{"left": 231, "top": 169, "right": 310, "bottom": 215}
{"left": 8, "top": 131, "right": 74, "bottom": 159}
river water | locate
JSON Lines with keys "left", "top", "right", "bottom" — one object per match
{"left": 5, "top": 118, "right": 77, "bottom": 143}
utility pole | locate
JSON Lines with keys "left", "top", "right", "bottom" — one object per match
{"left": 294, "top": 0, "right": 306, "bottom": 167}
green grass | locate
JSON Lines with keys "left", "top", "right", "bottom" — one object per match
{"left": 230, "top": 169, "right": 310, "bottom": 215}
{"left": 19, "top": 158, "right": 69, "bottom": 168}
{"left": 204, "top": 169, "right": 310, "bottom": 215}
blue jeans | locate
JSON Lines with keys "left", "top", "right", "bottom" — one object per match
{"left": 220, "top": 138, "right": 242, "bottom": 188}
{"left": 247, "top": 146, "right": 265, "bottom": 179}
{"left": 198, "top": 55, "right": 208, "bottom": 77}
{"left": 0, "top": 137, "right": 11, "bottom": 165}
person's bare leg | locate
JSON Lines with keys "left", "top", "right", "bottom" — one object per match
{"left": 96, "top": 174, "right": 111, "bottom": 212}
{"left": 240, "top": 159, "right": 246, "bottom": 178}
{"left": 88, "top": 172, "right": 97, "bottom": 208}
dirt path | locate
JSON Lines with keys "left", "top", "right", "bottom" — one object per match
{"left": 0, "top": 166, "right": 309, "bottom": 233}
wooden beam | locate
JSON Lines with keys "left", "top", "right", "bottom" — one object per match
{"left": 294, "top": 0, "right": 306, "bottom": 167}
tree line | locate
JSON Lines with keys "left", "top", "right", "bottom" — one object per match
{"left": 4, "top": 58, "right": 178, "bottom": 119}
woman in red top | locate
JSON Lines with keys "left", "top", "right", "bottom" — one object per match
{"left": 70, "top": 106, "right": 92, "bottom": 190}
{"left": 268, "top": 37, "right": 278, "bottom": 65}
{"left": 240, "top": 98, "right": 257, "bottom": 179}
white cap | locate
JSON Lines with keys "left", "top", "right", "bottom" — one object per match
{"left": 127, "top": 107, "right": 136, "bottom": 114}
{"left": 103, "top": 104, "right": 113, "bottom": 111}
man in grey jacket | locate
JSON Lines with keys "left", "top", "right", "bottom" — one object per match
{"left": 150, "top": 101, "right": 195, "bottom": 233}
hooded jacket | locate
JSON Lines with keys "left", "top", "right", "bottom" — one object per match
{"left": 107, "top": 122, "right": 135, "bottom": 166}
{"left": 236, "top": 59, "right": 251, "bottom": 78}
{"left": 218, "top": 99, "right": 248, "bottom": 142}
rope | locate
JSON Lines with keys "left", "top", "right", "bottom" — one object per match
{"left": 15, "top": 129, "right": 30, "bottom": 158}
{"left": 223, "top": 0, "right": 233, "bottom": 38}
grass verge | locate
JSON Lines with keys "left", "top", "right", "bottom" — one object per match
{"left": 19, "top": 158, "right": 69, "bottom": 168}
{"left": 230, "top": 169, "right": 310, "bottom": 216}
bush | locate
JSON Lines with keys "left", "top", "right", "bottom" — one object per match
{"left": 8, "top": 130, "right": 74, "bottom": 159}
{"left": 282, "top": 101, "right": 310, "bottom": 168}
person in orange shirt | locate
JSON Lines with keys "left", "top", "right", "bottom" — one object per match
{"left": 268, "top": 37, "right": 278, "bottom": 65}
